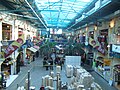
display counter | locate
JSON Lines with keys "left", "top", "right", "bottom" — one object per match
{"left": 94, "top": 58, "right": 111, "bottom": 82}
{"left": 26, "top": 48, "right": 37, "bottom": 63}
{"left": 113, "top": 64, "right": 120, "bottom": 89}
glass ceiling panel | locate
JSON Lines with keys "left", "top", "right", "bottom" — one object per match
{"left": 35, "top": 0, "right": 94, "bottom": 28}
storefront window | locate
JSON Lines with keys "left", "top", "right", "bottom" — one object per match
{"left": 2, "top": 23, "right": 12, "bottom": 40}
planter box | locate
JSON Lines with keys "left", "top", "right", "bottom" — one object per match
{"left": 65, "top": 56, "right": 81, "bottom": 78}
{"left": 65, "top": 56, "right": 81, "bottom": 66}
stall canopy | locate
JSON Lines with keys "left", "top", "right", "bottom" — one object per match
{"left": 27, "top": 47, "right": 37, "bottom": 53}
{"left": 33, "top": 45, "right": 40, "bottom": 51}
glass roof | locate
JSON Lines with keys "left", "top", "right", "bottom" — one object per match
{"left": 35, "top": 0, "right": 93, "bottom": 28}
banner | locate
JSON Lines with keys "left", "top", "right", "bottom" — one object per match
{"left": 95, "top": 45, "right": 105, "bottom": 55}
{"left": 4, "top": 35, "right": 24, "bottom": 58}
{"left": 89, "top": 37, "right": 105, "bottom": 55}
{"left": 89, "top": 38, "right": 99, "bottom": 48}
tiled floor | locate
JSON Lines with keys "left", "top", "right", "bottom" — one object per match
{"left": 5, "top": 56, "right": 118, "bottom": 90}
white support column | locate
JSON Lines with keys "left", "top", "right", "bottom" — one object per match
{"left": 0, "top": 21, "right": 2, "bottom": 41}
{"left": 12, "top": 19, "right": 16, "bottom": 40}
{"left": 0, "top": 21, "right": 2, "bottom": 73}
{"left": 11, "top": 63, "right": 14, "bottom": 75}
{"left": 23, "top": 48, "right": 26, "bottom": 65}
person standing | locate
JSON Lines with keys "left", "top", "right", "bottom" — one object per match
{"left": 49, "top": 57, "right": 53, "bottom": 70}
{"left": 40, "top": 85, "right": 45, "bottom": 90}
{"left": 43, "top": 56, "right": 49, "bottom": 70}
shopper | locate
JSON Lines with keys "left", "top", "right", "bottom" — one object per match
{"left": 43, "top": 56, "right": 47, "bottom": 66}
{"left": 33, "top": 54, "right": 35, "bottom": 61}
{"left": 40, "top": 85, "right": 45, "bottom": 90}
{"left": 58, "top": 58, "right": 62, "bottom": 70}
{"left": 55, "top": 56, "right": 62, "bottom": 70}
{"left": 49, "top": 57, "right": 53, "bottom": 70}
{"left": 43, "top": 56, "right": 49, "bottom": 70}
{"left": 54, "top": 56, "right": 60, "bottom": 65}
{"left": 81, "top": 52, "right": 86, "bottom": 66}
{"left": 0, "top": 72, "right": 4, "bottom": 88}
{"left": 36, "top": 51, "right": 39, "bottom": 58}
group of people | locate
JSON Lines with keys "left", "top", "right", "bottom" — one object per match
{"left": 43, "top": 55, "right": 63, "bottom": 70}
{"left": 43, "top": 56, "right": 53, "bottom": 70}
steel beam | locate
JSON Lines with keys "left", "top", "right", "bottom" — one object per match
{"left": 8, "top": 13, "right": 38, "bottom": 19}
{"left": 0, "top": 9, "right": 32, "bottom": 12}
{"left": 0, "top": 0, "right": 15, "bottom": 10}
{"left": 25, "top": 0, "right": 47, "bottom": 29}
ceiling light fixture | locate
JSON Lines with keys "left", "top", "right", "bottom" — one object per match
{"left": 49, "top": 0, "right": 59, "bottom": 2}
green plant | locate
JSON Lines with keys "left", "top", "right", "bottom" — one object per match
{"left": 39, "top": 40, "right": 57, "bottom": 57}
{"left": 64, "top": 42, "right": 85, "bottom": 56}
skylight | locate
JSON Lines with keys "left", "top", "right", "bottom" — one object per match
{"left": 35, "top": 0, "right": 93, "bottom": 28}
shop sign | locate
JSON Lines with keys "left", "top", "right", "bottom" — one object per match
{"left": 4, "top": 35, "right": 24, "bottom": 58}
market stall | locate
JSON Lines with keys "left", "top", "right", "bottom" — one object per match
{"left": 26, "top": 47, "right": 37, "bottom": 63}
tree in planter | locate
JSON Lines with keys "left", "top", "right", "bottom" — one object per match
{"left": 64, "top": 44, "right": 74, "bottom": 56}
{"left": 64, "top": 34, "right": 85, "bottom": 56}
{"left": 39, "top": 40, "right": 57, "bottom": 68}
{"left": 64, "top": 42, "right": 86, "bottom": 65}
{"left": 64, "top": 42, "right": 85, "bottom": 56}
{"left": 39, "top": 40, "right": 57, "bottom": 57}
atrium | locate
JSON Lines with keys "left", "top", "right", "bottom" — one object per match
{"left": 0, "top": 0, "right": 120, "bottom": 90}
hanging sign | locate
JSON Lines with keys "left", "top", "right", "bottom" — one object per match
{"left": 89, "top": 37, "right": 105, "bottom": 55}
{"left": 89, "top": 37, "right": 99, "bottom": 48}
{"left": 4, "top": 35, "right": 24, "bottom": 58}
{"left": 95, "top": 45, "right": 105, "bottom": 55}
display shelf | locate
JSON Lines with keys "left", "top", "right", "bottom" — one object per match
{"left": 115, "top": 85, "right": 120, "bottom": 90}
{"left": 87, "top": 52, "right": 93, "bottom": 66}
{"left": 95, "top": 68, "right": 110, "bottom": 82}
{"left": 95, "top": 68, "right": 104, "bottom": 77}
{"left": 95, "top": 59, "right": 104, "bottom": 63}
{"left": 113, "top": 65, "right": 120, "bottom": 83}
{"left": 94, "top": 57, "right": 111, "bottom": 82}
{"left": 95, "top": 58, "right": 111, "bottom": 67}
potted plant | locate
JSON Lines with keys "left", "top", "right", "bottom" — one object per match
{"left": 64, "top": 38, "right": 85, "bottom": 66}
{"left": 39, "top": 39, "right": 57, "bottom": 57}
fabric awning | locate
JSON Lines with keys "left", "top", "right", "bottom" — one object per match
{"left": 27, "top": 47, "right": 37, "bottom": 53}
